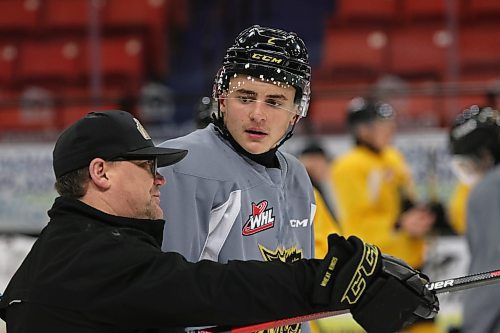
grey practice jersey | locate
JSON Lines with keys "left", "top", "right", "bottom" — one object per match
{"left": 158, "top": 124, "right": 316, "bottom": 264}
{"left": 462, "top": 165, "right": 500, "bottom": 333}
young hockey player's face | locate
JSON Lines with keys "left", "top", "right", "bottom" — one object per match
{"left": 220, "top": 75, "right": 298, "bottom": 154}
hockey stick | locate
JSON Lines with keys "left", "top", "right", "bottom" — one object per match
{"left": 192, "top": 268, "right": 500, "bottom": 333}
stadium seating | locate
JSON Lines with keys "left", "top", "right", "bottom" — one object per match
{"left": 81, "top": 35, "right": 145, "bottom": 83}
{"left": 0, "top": 0, "right": 40, "bottom": 33}
{"left": 401, "top": 0, "right": 447, "bottom": 22}
{"left": 459, "top": 24, "right": 500, "bottom": 74}
{"left": 0, "top": 41, "right": 18, "bottom": 84}
{"left": 43, "top": 0, "right": 96, "bottom": 32}
{"left": 388, "top": 24, "right": 450, "bottom": 80}
{"left": 0, "top": 87, "right": 56, "bottom": 131}
{"left": 319, "top": 27, "right": 389, "bottom": 82}
{"left": 467, "top": 0, "right": 500, "bottom": 19}
{"left": 101, "top": 0, "right": 169, "bottom": 31}
{"left": 1, "top": 0, "right": 500, "bottom": 133}
{"left": 332, "top": 0, "right": 398, "bottom": 25}
{"left": 395, "top": 94, "right": 442, "bottom": 128}
{"left": 18, "top": 38, "right": 83, "bottom": 84}
{"left": 308, "top": 93, "right": 352, "bottom": 132}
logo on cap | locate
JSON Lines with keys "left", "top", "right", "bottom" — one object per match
{"left": 133, "top": 118, "right": 151, "bottom": 140}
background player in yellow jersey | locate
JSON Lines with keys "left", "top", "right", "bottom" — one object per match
{"left": 330, "top": 96, "right": 438, "bottom": 333}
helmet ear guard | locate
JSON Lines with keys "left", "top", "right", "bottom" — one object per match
{"left": 213, "top": 25, "right": 312, "bottom": 118}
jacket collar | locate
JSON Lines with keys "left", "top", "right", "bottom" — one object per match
{"left": 48, "top": 196, "right": 165, "bottom": 246}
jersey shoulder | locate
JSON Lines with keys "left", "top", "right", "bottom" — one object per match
{"left": 159, "top": 126, "right": 246, "bottom": 182}
{"left": 382, "top": 146, "right": 407, "bottom": 164}
{"left": 279, "top": 151, "right": 313, "bottom": 197}
{"left": 280, "top": 150, "right": 306, "bottom": 172}
{"left": 332, "top": 146, "right": 369, "bottom": 171}
{"left": 471, "top": 165, "right": 500, "bottom": 199}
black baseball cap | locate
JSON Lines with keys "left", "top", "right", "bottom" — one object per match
{"left": 53, "top": 110, "right": 188, "bottom": 178}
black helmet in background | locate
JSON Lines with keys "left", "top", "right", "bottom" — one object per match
{"left": 449, "top": 105, "right": 500, "bottom": 164}
{"left": 449, "top": 105, "right": 500, "bottom": 185}
{"left": 346, "top": 96, "right": 395, "bottom": 129}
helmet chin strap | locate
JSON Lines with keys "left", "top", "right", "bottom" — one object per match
{"left": 275, "top": 116, "right": 299, "bottom": 149}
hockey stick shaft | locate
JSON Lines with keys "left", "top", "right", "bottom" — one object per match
{"left": 197, "top": 268, "right": 500, "bottom": 333}
{"left": 425, "top": 268, "right": 500, "bottom": 293}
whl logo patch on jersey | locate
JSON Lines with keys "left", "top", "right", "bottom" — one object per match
{"left": 242, "top": 200, "right": 275, "bottom": 236}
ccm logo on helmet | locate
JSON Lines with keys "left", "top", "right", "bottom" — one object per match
{"left": 251, "top": 52, "right": 283, "bottom": 64}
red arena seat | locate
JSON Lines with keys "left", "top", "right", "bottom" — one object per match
{"left": 82, "top": 35, "right": 145, "bottom": 83}
{"left": 43, "top": 0, "right": 100, "bottom": 31}
{"left": 0, "top": 41, "right": 18, "bottom": 84}
{"left": 0, "top": 0, "right": 40, "bottom": 32}
{"left": 389, "top": 25, "right": 450, "bottom": 80}
{"left": 333, "top": 0, "right": 398, "bottom": 24}
{"left": 460, "top": 24, "right": 500, "bottom": 74}
{"left": 18, "top": 38, "right": 83, "bottom": 83}
{"left": 320, "top": 28, "right": 389, "bottom": 81}
{"left": 102, "top": 0, "right": 168, "bottom": 31}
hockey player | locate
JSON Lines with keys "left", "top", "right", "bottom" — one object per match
{"left": 0, "top": 110, "right": 439, "bottom": 333}
{"left": 448, "top": 105, "right": 500, "bottom": 333}
{"left": 330, "top": 97, "right": 439, "bottom": 333}
{"left": 158, "top": 25, "right": 316, "bottom": 332}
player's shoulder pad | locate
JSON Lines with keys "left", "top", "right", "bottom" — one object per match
{"left": 158, "top": 127, "right": 232, "bottom": 181}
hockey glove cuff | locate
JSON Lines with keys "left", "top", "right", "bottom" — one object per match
{"left": 312, "top": 234, "right": 381, "bottom": 308}
{"left": 351, "top": 254, "right": 440, "bottom": 333}
{"left": 313, "top": 234, "right": 439, "bottom": 333}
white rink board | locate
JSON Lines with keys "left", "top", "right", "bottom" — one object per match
{"left": 0, "top": 143, "right": 56, "bottom": 233}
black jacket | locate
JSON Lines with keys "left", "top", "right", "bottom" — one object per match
{"left": 0, "top": 197, "right": 323, "bottom": 332}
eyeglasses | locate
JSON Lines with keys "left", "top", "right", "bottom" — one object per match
{"left": 129, "top": 159, "right": 157, "bottom": 177}
{"left": 111, "top": 157, "right": 157, "bottom": 177}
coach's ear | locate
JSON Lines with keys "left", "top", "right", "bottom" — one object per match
{"left": 88, "top": 158, "right": 111, "bottom": 190}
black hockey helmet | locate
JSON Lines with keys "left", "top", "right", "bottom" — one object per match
{"left": 449, "top": 105, "right": 500, "bottom": 164}
{"left": 213, "top": 25, "right": 311, "bottom": 117}
{"left": 346, "top": 96, "right": 395, "bottom": 128}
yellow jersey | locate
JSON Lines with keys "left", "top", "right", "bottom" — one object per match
{"left": 330, "top": 145, "right": 424, "bottom": 268}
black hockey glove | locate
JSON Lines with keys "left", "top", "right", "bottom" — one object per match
{"left": 313, "top": 234, "right": 439, "bottom": 333}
